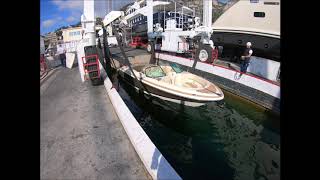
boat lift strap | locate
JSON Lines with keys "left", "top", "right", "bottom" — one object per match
{"left": 111, "top": 24, "right": 152, "bottom": 95}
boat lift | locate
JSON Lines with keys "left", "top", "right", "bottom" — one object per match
{"left": 113, "top": 0, "right": 217, "bottom": 63}
{"left": 78, "top": 0, "right": 103, "bottom": 86}
{"left": 146, "top": 0, "right": 216, "bottom": 63}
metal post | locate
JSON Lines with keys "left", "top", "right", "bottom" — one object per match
{"left": 147, "top": 0, "right": 153, "bottom": 37}
{"left": 163, "top": 2, "right": 165, "bottom": 31}
{"left": 83, "top": 0, "right": 96, "bottom": 47}
{"left": 175, "top": 2, "right": 176, "bottom": 28}
{"left": 203, "top": 0, "right": 212, "bottom": 28}
{"left": 182, "top": 7, "right": 183, "bottom": 29}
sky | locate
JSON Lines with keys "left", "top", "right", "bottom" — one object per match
{"left": 40, "top": 0, "right": 231, "bottom": 35}
{"left": 40, "top": 0, "right": 133, "bottom": 35}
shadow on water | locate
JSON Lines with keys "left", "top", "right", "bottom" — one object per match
{"left": 115, "top": 73, "right": 280, "bottom": 180}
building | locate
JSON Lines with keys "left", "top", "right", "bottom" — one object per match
{"left": 40, "top": 35, "right": 45, "bottom": 54}
{"left": 61, "top": 26, "right": 83, "bottom": 43}
{"left": 44, "top": 32, "right": 58, "bottom": 46}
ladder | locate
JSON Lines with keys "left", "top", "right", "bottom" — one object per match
{"left": 81, "top": 54, "right": 100, "bottom": 81}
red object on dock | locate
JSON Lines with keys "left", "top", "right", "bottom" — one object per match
{"left": 82, "top": 54, "right": 100, "bottom": 81}
{"left": 212, "top": 48, "right": 218, "bottom": 63}
{"left": 129, "top": 36, "right": 148, "bottom": 48}
{"left": 40, "top": 54, "right": 47, "bottom": 72}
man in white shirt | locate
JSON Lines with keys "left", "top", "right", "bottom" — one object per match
{"left": 57, "top": 44, "right": 66, "bottom": 67}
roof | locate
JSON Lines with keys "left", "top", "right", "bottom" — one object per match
{"left": 61, "top": 26, "right": 82, "bottom": 31}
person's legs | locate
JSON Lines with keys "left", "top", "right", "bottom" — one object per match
{"left": 62, "top": 54, "right": 66, "bottom": 67}
{"left": 243, "top": 60, "right": 250, "bottom": 73}
{"left": 240, "top": 60, "right": 245, "bottom": 73}
{"left": 239, "top": 60, "right": 249, "bottom": 78}
{"left": 59, "top": 55, "right": 64, "bottom": 67}
{"left": 63, "top": 57, "right": 67, "bottom": 67}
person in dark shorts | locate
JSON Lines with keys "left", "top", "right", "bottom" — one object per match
{"left": 58, "top": 44, "right": 66, "bottom": 67}
{"left": 240, "top": 42, "right": 253, "bottom": 76}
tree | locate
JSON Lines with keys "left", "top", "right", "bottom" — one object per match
{"left": 56, "top": 30, "right": 63, "bottom": 37}
{"left": 212, "top": 8, "right": 224, "bottom": 22}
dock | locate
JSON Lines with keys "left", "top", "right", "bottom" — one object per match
{"left": 40, "top": 67, "right": 150, "bottom": 179}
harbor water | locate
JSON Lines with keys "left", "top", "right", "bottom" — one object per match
{"left": 110, "top": 70, "right": 280, "bottom": 180}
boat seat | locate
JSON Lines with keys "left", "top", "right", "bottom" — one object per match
{"left": 174, "top": 74, "right": 183, "bottom": 86}
{"left": 167, "top": 72, "right": 176, "bottom": 84}
{"left": 184, "top": 82, "right": 199, "bottom": 88}
{"left": 162, "top": 66, "right": 174, "bottom": 75}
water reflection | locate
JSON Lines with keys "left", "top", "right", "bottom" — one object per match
{"left": 117, "top": 77, "right": 280, "bottom": 180}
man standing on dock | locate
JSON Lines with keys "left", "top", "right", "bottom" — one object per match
{"left": 239, "top": 42, "right": 253, "bottom": 76}
{"left": 57, "top": 44, "right": 66, "bottom": 68}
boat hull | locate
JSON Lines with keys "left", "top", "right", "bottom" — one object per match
{"left": 118, "top": 67, "right": 223, "bottom": 107}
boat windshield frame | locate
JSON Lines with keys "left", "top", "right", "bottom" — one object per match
{"left": 144, "top": 65, "right": 166, "bottom": 78}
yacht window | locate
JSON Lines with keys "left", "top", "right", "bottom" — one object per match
{"left": 250, "top": 0, "right": 259, "bottom": 3}
{"left": 264, "top": 2, "right": 280, "bottom": 5}
{"left": 254, "top": 12, "right": 265, "bottom": 17}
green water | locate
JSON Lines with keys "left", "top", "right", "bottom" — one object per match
{"left": 116, "top": 76, "right": 280, "bottom": 180}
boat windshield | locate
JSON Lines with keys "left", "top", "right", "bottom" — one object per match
{"left": 144, "top": 66, "right": 166, "bottom": 78}
{"left": 169, "top": 62, "right": 183, "bottom": 73}
{"left": 158, "top": 61, "right": 184, "bottom": 73}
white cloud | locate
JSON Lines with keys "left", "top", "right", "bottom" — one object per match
{"left": 42, "top": 19, "right": 56, "bottom": 28}
{"left": 66, "top": 16, "right": 76, "bottom": 22}
{"left": 52, "top": 0, "right": 109, "bottom": 18}
{"left": 52, "top": 0, "right": 83, "bottom": 11}
{"left": 51, "top": 0, "right": 133, "bottom": 19}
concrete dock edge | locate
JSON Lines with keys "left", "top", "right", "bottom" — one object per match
{"left": 98, "top": 61, "right": 181, "bottom": 180}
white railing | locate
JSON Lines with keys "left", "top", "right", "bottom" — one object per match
{"left": 59, "top": 40, "right": 82, "bottom": 53}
